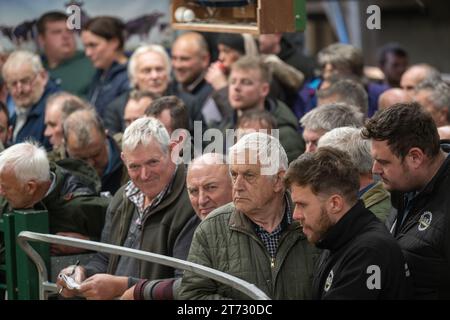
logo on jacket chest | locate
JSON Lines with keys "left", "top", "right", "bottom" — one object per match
{"left": 324, "top": 270, "right": 334, "bottom": 292}
{"left": 418, "top": 211, "right": 432, "bottom": 231}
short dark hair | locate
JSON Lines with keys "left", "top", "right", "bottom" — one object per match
{"left": 37, "top": 11, "right": 68, "bottom": 35}
{"left": 378, "top": 43, "right": 408, "bottom": 66}
{"left": 145, "top": 96, "right": 189, "bottom": 131}
{"left": 284, "top": 147, "right": 360, "bottom": 204}
{"left": 361, "top": 102, "right": 441, "bottom": 159}
{"left": 83, "top": 16, "right": 125, "bottom": 50}
{"left": 236, "top": 109, "right": 277, "bottom": 130}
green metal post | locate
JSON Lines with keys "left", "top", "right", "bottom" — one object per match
{"left": 13, "top": 210, "right": 49, "bottom": 300}
{"left": 1, "top": 213, "right": 19, "bottom": 299}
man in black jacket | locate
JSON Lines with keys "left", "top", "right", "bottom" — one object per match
{"left": 362, "top": 102, "right": 450, "bottom": 299}
{"left": 285, "top": 147, "right": 411, "bottom": 299}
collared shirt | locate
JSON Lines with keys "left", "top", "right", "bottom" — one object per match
{"left": 125, "top": 165, "right": 177, "bottom": 225}
{"left": 115, "top": 167, "right": 177, "bottom": 277}
{"left": 253, "top": 194, "right": 293, "bottom": 259}
{"left": 44, "top": 172, "right": 57, "bottom": 198}
{"left": 13, "top": 106, "right": 30, "bottom": 141}
{"left": 181, "top": 71, "right": 206, "bottom": 93}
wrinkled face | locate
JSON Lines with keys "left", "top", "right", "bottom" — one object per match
{"left": 82, "top": 30, "right": 118, "bottom": 70}
{"left": 229, "top": 68, "right": 269, "bottom": 111}
{"left": 382, "top": 53, "right": 408, "bottom": 86}
{"left": 122, "top": 140, "right": 175, "bottom": 200}
{"left": 291, "top": 184, "right": 333, "bottom": 244}
{"left": 370, "top": 139, "right": 414, "bottom": 192}
{"left": 44, "top": 102, "right": 63, "bottom": 148}
{"left": 218, "top": 44, "right": 241, "bottom": 70}
{"left": 303, "top": 128, "right": 326, "bottom": 153}
{"left": 134, "top": 51, "right": 169, "bottom": 95}
{"left": 187, "top": 163, "right": 232, "bottom": 220}
{"left": 400, "top": 68, "right": 424, "bottom": 95}
{"left": 66, "top": 128, "right": 108, "bottom": 177}
{"left": 124, "top": 97, "right": 153, "bottom": 128}
{"left": 229, "top": 160, "right": 277, "bottom": 217}
{"left": 172, "top": 40, "right": 208, "bottom": 86}
{"left": 415, "top": 90, "right": 448, "bottom": 127}
{"left": 4, "top": 65, "right": 47, "bottom": 108}
{"left": 0, "top": 169, "right": 33, "bottom": 209}
{"left": 40, "top": 20, "right": 77, "bottom": 61}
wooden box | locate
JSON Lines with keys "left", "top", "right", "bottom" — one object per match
{"left": 171, "top": 0, "right": 306, "bottom": 35}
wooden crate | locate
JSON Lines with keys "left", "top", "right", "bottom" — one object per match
{"left": 171, "top": 0, "right": 306, "bottom": 35}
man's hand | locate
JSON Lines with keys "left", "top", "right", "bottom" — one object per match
{"left": 56, "top": 264, "right": 86, "bottom": 298}
{"left": 51, "top": 232, "right": 90, "bottom": 255}
{"left": 78, "top": 274, "right": 128, "bottom": 300}
{"left": 205, "top": 62, "right": 228, "bottom": 91}
{"left": 120, "top": 285, "right": 135, "bottom": 300}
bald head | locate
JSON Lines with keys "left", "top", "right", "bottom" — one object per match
{"left": 172, "top": 32, "right": 210, "bottom": 86}
{"left": 186, "top": 153, "right": 232, "bottom": 220}
{"left": 400, "top": 64, "right": 440, "bottom": 94}
{"left": 378, "top": 88, "right": 412, "bottom": 110}
{"left": 438, "top": 126, "right": 450, "bottom": 140}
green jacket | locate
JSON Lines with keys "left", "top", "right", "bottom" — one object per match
{"left": 104, "top": 165, "right": 195, "bottom": 280}
{"left": 178, "top": 200, "right": 319, "bottom": 300}
{"left": 361, "top": 181, "right": 391, "bottom": 223}
{"left": 0, "top": 159, "right": 108, "bottom": 241}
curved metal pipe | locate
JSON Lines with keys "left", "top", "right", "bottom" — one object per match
{"left": 17, "top": 231, "right": 270, "bottom": 300}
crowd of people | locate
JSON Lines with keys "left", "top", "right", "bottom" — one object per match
{"left": 0, "top": 10, "right": 449, "bottom": 300}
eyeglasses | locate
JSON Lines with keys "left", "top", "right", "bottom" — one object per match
{"left": 5, "top": 74, "right": 38, "bottom": 90}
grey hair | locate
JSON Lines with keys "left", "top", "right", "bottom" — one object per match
{"left": 46, "top": 92, "right": 91, "bottom": 121}
{"left": 63, "top": 109, "right": 105, "bottom": 148}
{"left": 0, "top": 141, "right": 50, "bottom": 183}
{"left": 2, "top": 50, "right": 44, "bottom": 78}
{"left": 415, "top": 78, "right": 450, "bottom": 120}
{"left": 300, "top": 102, "right": 364, "bottom": 132}
{"left": 318, "top": 127, "right": 372, "bottom": 174}
{"left": 317, "top": 43, "right": 364, "bottom": 77}
{"left": 128, "top": 44, "right": 171, "bottom": 86}
{"left": 317, "top": 77, "right": 369, "bottom": 116}
{"left": 228, "top": 132, "right": 288, "bottom": 176}
{"left": 122, "top": 117, "right": 170, "bottom": 154}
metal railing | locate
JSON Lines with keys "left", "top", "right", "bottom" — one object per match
{"left": 17, "top": 231, "right": 271, "bottom": 300}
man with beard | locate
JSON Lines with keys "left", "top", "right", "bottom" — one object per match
{"left": 285, "top": 147, "right": 410, "bottom": 299}
{"left": 362, "top": 102, "right": 450, "bottom": 299}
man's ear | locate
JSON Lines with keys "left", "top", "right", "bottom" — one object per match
{"left": 272, "top": 170, "right": 286, "bottom": 192}
{"left": 120, "top": 152, "right": 126, "bottom": 163}
{"left": 25, "top": 180, "right": 38, "bottom": 195}
{"left": 406, "top": 147, "right": 425, "bottom": 169}
{"left": 327, "top": 194, "right": 344, "bottom": 215}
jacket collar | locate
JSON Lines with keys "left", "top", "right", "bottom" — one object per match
{"left": 416, "top": 145, "right": 450, "bottom": 198}
{"left": 316, "top": 200, "right": 373, "bottom": 251}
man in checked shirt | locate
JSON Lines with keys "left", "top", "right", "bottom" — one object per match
{"left": 178, "top": 132, "right": 318, "bottom": 300}
{"left": 57, "top": 117, "right": 195, "bottom": 299}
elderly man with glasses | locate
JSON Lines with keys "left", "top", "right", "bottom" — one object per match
{"left": 1, "top": 50, "right": 59, "bottom": 150}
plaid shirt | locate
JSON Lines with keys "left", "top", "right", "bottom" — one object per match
{"left": 253, "top": 194, "right": 293, "bottom": 259}
{"left": 124, "top": 167, "right": 176, "bottom": 226}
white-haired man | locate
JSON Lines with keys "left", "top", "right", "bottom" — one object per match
{"left": 300, "top": 102, "right": 364, "bottom": 153}
{"left": 178, "top": 133, "right": 318, "bottom": 299}
{"left": 104, "top": 44, "right": 201, "bottom": 135}
{"left": 57, "top": 117, "right": 195, "bottom": 300}
{"left": 2, "top": 50, "right": 59, "bottom": 150}
{"left": 121, "top": 152, "right": 233, "bottom": 300}
{"left": 318, "top": 127, "right": 391, "bottom": 222}
{"left": 0, "top": 142, "right": 108, "bottom": 255}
